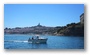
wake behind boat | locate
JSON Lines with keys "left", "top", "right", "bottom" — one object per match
{"left": 28, "top": 35, "right": 48, "bottom": 44}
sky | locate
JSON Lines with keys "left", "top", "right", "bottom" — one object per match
{"left": 4, "top": 4, "right": 84, "bottom": 28}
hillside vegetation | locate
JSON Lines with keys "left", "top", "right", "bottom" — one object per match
{"left": 56, "top": 22, "right": 84, "bottom": 36}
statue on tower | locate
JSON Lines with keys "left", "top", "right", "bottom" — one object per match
{"left": 38, "top": 23, "right": 40, "bottom": 26}
{"left": 37, "top": 23, "right": 42, "bottom": 27}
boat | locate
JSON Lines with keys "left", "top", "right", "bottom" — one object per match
{"left": 28, "top": 35, "right": 48, "bottom": 44}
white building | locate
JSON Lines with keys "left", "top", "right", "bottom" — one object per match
{"left": 80, "top": 13, "right": 84, "bottom": 24}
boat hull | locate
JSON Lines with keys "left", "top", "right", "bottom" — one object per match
{"left": 28, "top": 39, "right": 47, "bottom": 44}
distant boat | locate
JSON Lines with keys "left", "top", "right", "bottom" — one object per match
{"left": 28, "top": 35, "right": 47, "bottom": 44}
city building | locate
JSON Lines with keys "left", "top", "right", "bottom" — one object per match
{"left": 80, "top": 13, "right": 84, "bottom": 24}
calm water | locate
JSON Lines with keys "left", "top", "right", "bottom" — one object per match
{"left": 4, "top": 34, "right": 84, "bottom": 49}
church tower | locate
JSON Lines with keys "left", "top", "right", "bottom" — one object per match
{"left": 38, "top": 23, "right": 40, "bottom": 26}
{"left": 37, "top": 23, "right": 42, "bottom": 27}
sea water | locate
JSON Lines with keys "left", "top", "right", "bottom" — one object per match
{"left": 4, "top": 34, "right": 84, "bottom": 49}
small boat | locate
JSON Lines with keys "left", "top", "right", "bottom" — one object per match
{"left": 28, "top": 35, "right": 48, "bottom": 44}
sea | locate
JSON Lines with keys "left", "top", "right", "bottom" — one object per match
{"left": 4, "top": 34, "right": 84, "bottom": 49}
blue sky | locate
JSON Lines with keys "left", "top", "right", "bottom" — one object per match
{"left": 4, "top": 4, "right": 84, "bottom": 28}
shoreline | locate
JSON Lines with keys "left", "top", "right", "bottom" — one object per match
{"left": 4, "top": 33, "right": 84, "bottom": 37}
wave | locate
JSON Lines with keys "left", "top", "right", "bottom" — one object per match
{"left": 4, "top": 40, "right": 28, "bottom": 43}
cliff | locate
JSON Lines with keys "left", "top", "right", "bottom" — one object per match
{"left": 56, "top": 22, "right": 84, "bottom": 36}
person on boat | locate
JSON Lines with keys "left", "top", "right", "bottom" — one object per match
{"left": 28, "top": 38, "right": 31, "bottom": 41}
{"left": 32, "top": 36, "right": 34, "bottom": 39}
{"left": 37, "top": 36, "right": 39, "bottom": 39}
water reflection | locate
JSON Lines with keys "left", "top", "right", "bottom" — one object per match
{"left": 28, "top": 43, "right": 48, "bottom": 49}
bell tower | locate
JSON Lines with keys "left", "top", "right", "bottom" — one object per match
{"left": 37, "top": 23, "right": 42, "bottom": 27}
